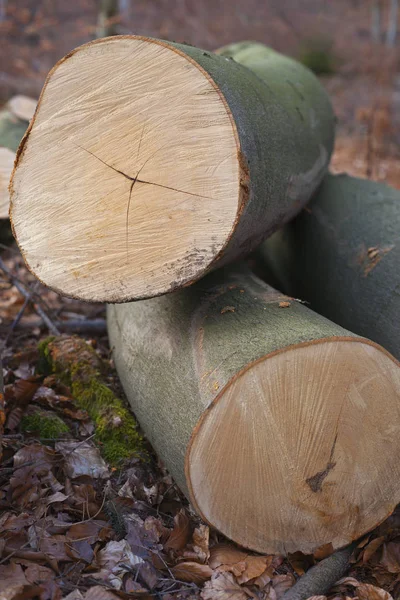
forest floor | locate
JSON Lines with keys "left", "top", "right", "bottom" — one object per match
{"left": 1, "top": 1, "right": 400, "bottom": 599}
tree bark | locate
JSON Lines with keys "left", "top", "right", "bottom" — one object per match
{"left": 10, "top": 37, "right": 334, "bottom": 302}
{"left": 371, "top": 0, "right": 382, "bottom": 42}
{"left": 386, "top": 0, "right": 398, "bottom": 46}
{"left": 107, "top": 264, "right": 400, "bottom": 555}
{"left": 96, "top": 0, "right": 119, "bottom": 38}
{"left": 283, "top": 543, "right": 355, "bottom": 600}
{"left": 257, "top": 172, "right": 400, "bottom": 360}
{"left": 0, "top": 97, "right": 35, "bottom": 227}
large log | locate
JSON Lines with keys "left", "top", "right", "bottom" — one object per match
{"left": 107, "top": 265, "right": 400, "bottom": 555}
{"left": 10, "top": 37, "right": 334, "bottom": 302}
{"left": 0, "top": 96, "right": 36, "bottom": 235}
{"left": 257, "top": 173, "right": 400, "bottom": 359}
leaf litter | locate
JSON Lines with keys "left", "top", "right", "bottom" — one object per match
{"left": 1, "top": 246, "right": 400, "bottom": 600}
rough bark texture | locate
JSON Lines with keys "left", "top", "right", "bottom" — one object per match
{"left": 257, "top": 173, "right": 400, "bottom": 359}
{"left": 282, "top": 544, "right": 355, "bottom": 600}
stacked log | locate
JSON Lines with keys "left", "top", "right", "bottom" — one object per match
{"left": 7, "top": 37, "right": 400, "bottom": 558}
{"left": 257, "top": 173, "right": 400, "bottom": 359}
{"left": 0, "top": 95, "right": 36, "bottom": 238}
{"left": 9, "top": 37, "right": 334, "bottom": 301}
{"left": 107, "top": 265, "right": 400, "bottom": 555}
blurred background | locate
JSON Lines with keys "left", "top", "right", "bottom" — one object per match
{"left": 1, "top": 0, "right": 400, "bottom": 184}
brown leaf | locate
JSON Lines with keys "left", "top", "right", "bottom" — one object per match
{"left": 0, "top": 563, "right": 28, "bottom": 592}
{"left": 84, "top": 587, "right": 120, "bottom": 600}
{"left": 201, "top": 571, "right": 250, "bottom": 600}
{"left": 237, "top": 556, "right": 273, "bottom": 584}
{"left": 209, "top": 544, "right": 248, "bottom": 569}
{"left": 56, "top": 441, "right": 109, "bottom": 479}
{"left": 67, "top": 521, "right": 112, "bottom": 545}
{"left": 38, "top": 534, "right": 70, "bottom": 562}
{"left": 362, "top": 536, "right": 385, "bottom": 563}
{"left": 287, "top": 551, "right": 314, "bottom": 576}
{"left": 0, "top": 584, "right": 45, "bottom": 600}
{"left": 13, "top": 560, "right": 55, "bottom": 586}
{"left": 13, "top": 379, "right": 41, "bottom": 406}
{"left": 171, "top": 561, "right": 213, "bottom": 584}
{"left": 356, "top": 583, "right": 393, "bottom": 600}
{"left": 313, "top": 543, "right": 334, "bottom": 560}
{"left": 164, "top": 509, "right": 191, "bottom": 552}
{"left": 63, "top": 592, "right": 84, "bottom": 600}
{"left": 192, "top": 524, "right": 210, "bottom": 563}
{"left": 138, "top": 561, "right": 159, "bottom": 590}
{"left": 209, "top": 544, "right": 272, "bottom": 583}
{"left": 271, "top": 574, "right": 295, "bottom": 599}
{"left": 380, "top": 541, "right": 400, "bottom": 573}
{"left": 252, "top": 569, "right": 271, "bottom": 590}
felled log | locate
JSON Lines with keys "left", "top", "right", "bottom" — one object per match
{"left": 0, "top": 96, "right": 36, "bottom": 223}
{"left": 257, "top": 173, "right": 400, "bottom": 359}
{"left": 10, "top": 36, "right": 334, "bottom": 302}
{"left": 107, "top": 265, "right": 400, "bottom": 555}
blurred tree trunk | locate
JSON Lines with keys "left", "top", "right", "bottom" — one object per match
{"left": 386, "top": 0, "right": 398, "bottom": 45}
{"left": 371, "top": 0, "right": 383, "bottom": 42}
{"left": 97, "top": 0, "right": 119, "bottom": 38}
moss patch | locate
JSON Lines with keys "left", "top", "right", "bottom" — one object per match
{"left": 38, "top": 336, "right": 145, "bottom": 465}
{"left": 21, "top": 410, "right": 69, "bottom": 439}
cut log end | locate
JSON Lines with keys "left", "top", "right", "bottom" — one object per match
{"left": 10, "top": 36, "right": 242, "bottom": 302}
{"left": 186, "top": 337, "right": 400, "bottom": 555}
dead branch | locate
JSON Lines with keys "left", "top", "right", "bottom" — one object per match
{"left": 282, "top": 543, "right": 355, "bottom": 600}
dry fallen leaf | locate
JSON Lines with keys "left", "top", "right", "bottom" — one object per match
{"left": 271, "top": 574, "right": 295, "bottom": 599}
{"left": 380, "top": 541, "right": 400, "bottom": 573}
{"left": 164, "top": 509, "right": 191, "bottom": 552}
{"left": 192, "top": 524, "right": 210, "bottom": 563}
{"left": 0, "top": 584, "right": 44, "bottom": 600}
{"left": 84, "top": 587, "right": 121, "bottom": 600}
{"left": 209, "top": 544, "right": 249, "bottom": 569}
{"left": 172, "top": 561, "right": 213, "bottom": 584}
{"left": 94, "top": 539, "right": 144, "bottom": 589}
{"left": 355, "top": 583, "right": 393, "bottom": 600}
{"left": 56, "top": 441, "right": 109, "bottom": 479}
{"left": 201, "top": 571, "right": 250, "bottom": 600}
{"left": 0, "top": 563, "right": 28, "bottom": 592}
{"left": 209, "top": 543, "right": 272, "bottom": 583}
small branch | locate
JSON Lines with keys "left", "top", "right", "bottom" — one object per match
{"left": 0, "top": 258, "right": 60, "bottom": 336}
{"left": 282, "top": 543, "right": 355, "bottom": 600}
{"left": 15, "top": 317, "right": 107, "bottom": 335}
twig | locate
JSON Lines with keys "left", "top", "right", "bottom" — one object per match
{"left": 14, "top": 317, "right": 107, "bottom": 335}
{"left": 282, "top": 543, "right": 355, "bottom": 600}
{"left": 0, "top": 257, "right": 60, "bottom": 336}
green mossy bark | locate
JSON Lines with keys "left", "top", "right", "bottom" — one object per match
{"left": 257, "top": 173, "right": 400, "bottom": 359}
{"left": 21, "top": 409, "right": 69, "bottom": 439}
{"left": 38, "top": 335, "right": 144, "bottom": 464}
{"left": 0, "top": 110, "right": 28, "bottom": 152}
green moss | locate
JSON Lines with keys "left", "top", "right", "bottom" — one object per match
{"left": 299, "top": 39, "right": 336, "bottom": 75}
{"left": 37, "top": 335, "right": 145, "bottom": 465}
{"left": 21, "top": 410, "right": 69, "bottom": 439}
{"left": 71, "top": 375, "right": 144, "bottom": 464}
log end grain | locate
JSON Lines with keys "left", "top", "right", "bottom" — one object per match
{"left": 186, "top": 337, "right": 400, "bottom": 554}
{"left": 10, "top": 36, "right": 243, "bottom": 302}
